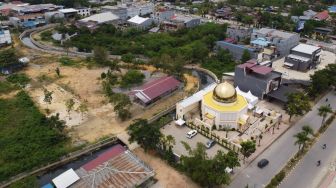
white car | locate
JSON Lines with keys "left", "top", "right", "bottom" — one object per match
{"left": 186, "top": 130, "right": 197, "bottom": 139}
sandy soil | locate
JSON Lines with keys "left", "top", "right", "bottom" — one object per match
{"left": 133, "top": 148, "right": 200, "bottom": 188}
{"left": 22, "top": 57, "right": 197, "bottom": 142}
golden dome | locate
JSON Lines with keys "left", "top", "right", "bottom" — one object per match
{"left": 213, "top": 82, "right": 237, "bottom": 103}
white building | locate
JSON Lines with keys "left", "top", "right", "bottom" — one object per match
{"left": 127, "top": 15, "right": 153, "bottom": 29}
{"left": 77, "top": 7, "right": 91, "bottom": 17}
{"left": 0, "top": 29, "right": 11, "bottom": 46}
{"left": 177, "top": 82, "right": 252, "bottom": 130}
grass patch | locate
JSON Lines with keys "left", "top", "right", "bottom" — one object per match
{"left": 0, "top": 91, "right": 69, "bottom": 182}
{"left": 0, "top": 81, "right": 17, "bottom": 94}
{"left": 6, "top": 73, "right": 31, "bottom": 87}
{"left": 59, "top": 57, "right": 77, "bottom": 66}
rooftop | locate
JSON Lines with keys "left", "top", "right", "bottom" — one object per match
{"left": 291, "top": 44, "right": 321, "bottom": 55}
{"left": 73, "top": 144, "right": 154, "bottom": 188}
{"left": 128, "top": 15, "right": 149, "bottom": 24}
{"left": 314, "top": 10, "right": 329, "bottom": 20}
{"left": 133, "top": 76, "right": 180, "bottom": 104}
{"left": 251, "top": 37, "right": 271, "bottom": 47}
{"left": 203, "top": 91, "right": 248, "bottom": 112}
{"left": 59, "top": 8, "right": 78, "bottom": 13}
{"left": 255, "top": 28, "right": 298, "bottom": 39}
{"left": 238, "top": 62, "right": 273, "bottom": 75}
{"left": 80, "top": 12, "right": 119, "bottom": 23}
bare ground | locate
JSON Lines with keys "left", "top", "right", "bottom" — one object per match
{"left": 133, "top": 148, "right": 200, "bottom": 188}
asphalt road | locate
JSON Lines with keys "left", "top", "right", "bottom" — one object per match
{"left": 279, "top": 120, "right": 336, "bottom": 188}
{"left": 229, "top": 91, "right": 336, "bottom": 188}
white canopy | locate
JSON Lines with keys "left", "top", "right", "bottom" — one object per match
{"left": 175, "top": 119, "right": 185, "bottom": 126}
{"left": 236, "top": 87, "right": 259, "bottom": 107}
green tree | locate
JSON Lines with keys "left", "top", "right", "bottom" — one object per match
{"left": 179, "top": 142, "right": 239, "bottom": 187}
{"left": 318, "top": 105, "right": 333, "bottom": 127}
{"left": 127, "top": 119, "right": 162, "bottom": 152}
{"left": 43, "top": 88, "right": 53, "bottom": 111}
{"left": 285, "top": 92, "right": 311, "bottom": 121}
{"left": 241, "top": 49, "right": 251, "bottom": 63}
{"left": 77, "top": 102, "right": 88, "bottom": 120}
{"left": 240, "top": 140, "right": 256, "bottom": 163}
{"left": 65, "top": 98, "right": 75, "bottom": 119}
{"left": 120, "top": 69, "right": 145, "bottom": 88}
{"left": 113, "top": 93, "right": 132, "bottom": 121}
{"left": 93, "top": 46, "right": 109, "bottom": 65}
{"left": 294, "top": 125, "right": 314, "bottom": 152}
{"left": 55, "top": 67, "right": 61, "bottom": 77}
{"left": 0, "top": 48, "right": 18, "bottom": 68}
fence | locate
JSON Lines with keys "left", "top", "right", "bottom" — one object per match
{"left": 185, "top": 122, "right": 241, "bottom": 153}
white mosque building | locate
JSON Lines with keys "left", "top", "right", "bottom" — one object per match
{"left": 176, "top": 81, "right": 258, "bottom": 130}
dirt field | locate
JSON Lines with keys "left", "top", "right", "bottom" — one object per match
{"left": 133, "top": 148, "right": 200, "bottom": 188}
{"left": 22, "top": 56, "right": 198, "bottom": 142}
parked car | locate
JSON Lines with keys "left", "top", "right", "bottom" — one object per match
{"left": 257, "top": 159, "right": 269, "bottom": 168}
{"left": 186, "top": 130, "right": 197, "bottom": 139}
{"left": 206, "top": 139, "right": 216, "bottom": 149}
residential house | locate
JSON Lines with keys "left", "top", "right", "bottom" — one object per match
{"left": 101, "top": 5, "right": 128, "bottom": 20}
{"left": 250, "top": 28, "right": 300, "bottom": 57}
{"left": 234, "top": 60, "right": 282, "bottom": 99}
{"left": 0, "top": 27, "right": 12, "bottom": 46}
{"left": 226, "top": 26, "right": 253, "bottom": 42}
{"left": 59, "top": 8, "right": 78, "bottom": 18}
{"left": 284, "top": 43, "right": 321, "bottom": 71}
{"left": 127, "top": 15, "right": 153, "bottom": 30}
{"left": 162, "top": 14, "right": 200, "bottom": 31}
{"left": 314, "top": 10, "right": 329, "bottom": 21}
{"left": 214, "top": 7, "right": 232, "bottom": 19}
{"left": 77, "top": 7, "right": 91, "bottom": 17}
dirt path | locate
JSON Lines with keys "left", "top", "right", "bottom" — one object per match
{"left": 133, "top": 148, "right": 199, "bottom": 188}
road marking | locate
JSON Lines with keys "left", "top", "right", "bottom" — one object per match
{"left": 246, "top": 174, "right": 250, "bottom": 178}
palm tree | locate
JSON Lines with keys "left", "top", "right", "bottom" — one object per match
{"left": 302, "top": 125, "right": 314, "bottom": 136}
{"left": 166, "top": 135, "right": 175, "bottom": 151}
{"left": 318, "top": 105, "right": 333, "bottom": 127}
{"left": 294, "top": 125, "right": 314, "bottom": 152}
{"left": 294, "top": 132, "right": 309, "bottom": 152}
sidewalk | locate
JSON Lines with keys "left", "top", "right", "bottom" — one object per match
{"left": 232, "top": 120, "right": 292, "bottom": 178}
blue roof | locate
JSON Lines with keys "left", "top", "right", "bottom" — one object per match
{"left": 328, "top": 6, "right": 336, "bottom": 13}
{"left": 251, "top": 38, "right": 270, "bottom": 47}
{"left": 41, "top": 183, "right": 54, "bottom": 188}
{"left": 22, "top": 21, "right": 37, "bottom": 28}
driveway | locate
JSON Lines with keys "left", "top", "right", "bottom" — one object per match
{"left": 229, "top": 91, "right": 336, "bottom": 188}
{"left": 161, "top": 123, "right": 228, "bottom": 158}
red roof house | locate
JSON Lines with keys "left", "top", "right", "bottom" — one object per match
{"left": 314, "top": 10, "right": 329, "bottom": 21}
{"left": 133, "top": 76, "right": 181, "bottom": 105}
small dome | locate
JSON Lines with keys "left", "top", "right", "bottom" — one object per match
{"left": 213, "top": 82, "right": 237, "bottom": 103}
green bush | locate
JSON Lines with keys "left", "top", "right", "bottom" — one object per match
{"left": 6, "top": 73, "right": 31, "bottom": 87}
{"left": 59, "top": 57, "right": 76, "bottom": 66}
{"left": 0, "top": 81, "right": 17, "bottom": 94}
{"left": 120, "top": 69, "right": 145, "bottom": 88}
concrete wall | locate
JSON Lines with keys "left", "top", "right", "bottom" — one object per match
{"left": 216, "top": 41, "right": 258, "bottom": 61}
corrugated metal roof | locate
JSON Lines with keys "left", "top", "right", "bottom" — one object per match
{"left": 82, "top": 144, "right": 126, "bottom": 171}
{"left": 134, "top": 76, "right": 180, "bottom": 104}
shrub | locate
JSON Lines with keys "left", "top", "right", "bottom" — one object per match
{"left": 59, "top": 57, "right": 76, "bottom": 66}
{"left": 6, "top": 73, "right": 30, "bottom": 87}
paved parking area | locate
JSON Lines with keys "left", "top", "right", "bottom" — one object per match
{"left": 161, "top": 123, "right": 228, "bottom": 158}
